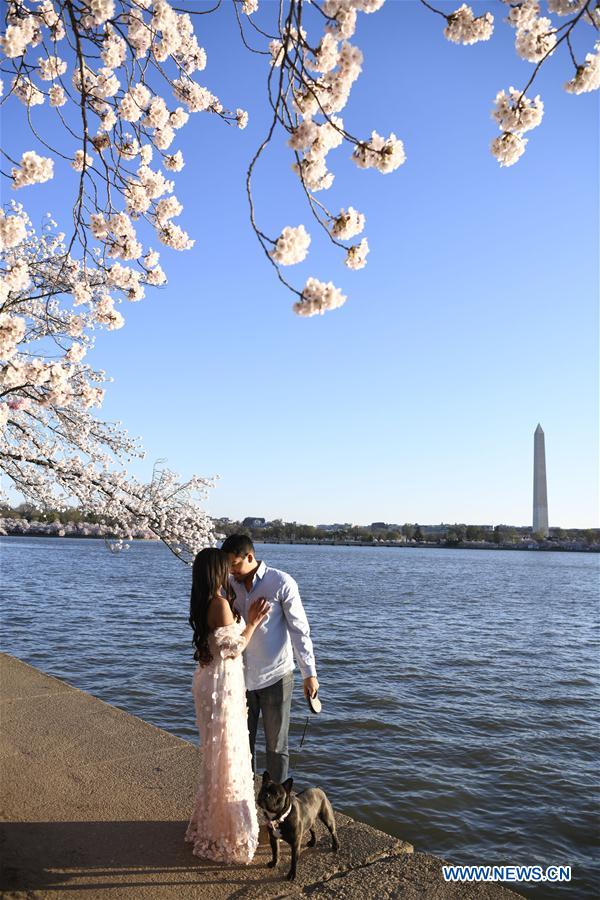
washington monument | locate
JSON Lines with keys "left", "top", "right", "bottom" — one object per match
{"left": 533, "top": 424, "right": 549, "bottom": 536}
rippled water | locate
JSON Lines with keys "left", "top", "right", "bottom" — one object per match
{"left": 1, "top": 537, "right": 598, "bottom": 898}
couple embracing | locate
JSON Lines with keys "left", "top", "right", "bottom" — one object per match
{"left": 185, "top": 534, "right": 319, "bottom": 864}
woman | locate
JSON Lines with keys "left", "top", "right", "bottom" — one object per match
{"left": 185, "top": 547, "right": 269, "bottom": 865}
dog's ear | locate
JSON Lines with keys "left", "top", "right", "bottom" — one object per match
{"left": 262, "top": 771, "right": 271, "bottom": 783}
{"left": 282, "top": 777, "right": 293, "bottom": 794}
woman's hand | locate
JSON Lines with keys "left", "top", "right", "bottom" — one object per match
{"left": 248, "top": 597, "right": 270, "bottom": 627}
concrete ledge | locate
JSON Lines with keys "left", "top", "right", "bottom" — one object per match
{"left": 0, "top": 653, "right": 521, "bottom": 898}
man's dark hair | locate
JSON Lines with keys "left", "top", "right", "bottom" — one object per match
{"left": 221, "top": 533, "right": 255, "bottom": 557}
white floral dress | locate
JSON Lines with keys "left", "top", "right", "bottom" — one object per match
{"left": 185, "top": 620, "right": 259, "bottom": 864}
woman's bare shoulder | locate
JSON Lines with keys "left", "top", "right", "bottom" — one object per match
{"left": 207, "top": 595, "right": 235, "bottom": 630}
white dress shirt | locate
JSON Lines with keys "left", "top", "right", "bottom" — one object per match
{"left": 230, "top": 561, "right": 317, "bottom": 691}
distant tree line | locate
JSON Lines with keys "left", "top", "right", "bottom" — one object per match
{"left": 1, "top": 503, "right": 111, "bottom": 526}
{"left": 217, "top": 519, "right": 600, "bottom": 548}
{"left": 2, "top": 505, "right": 598, "bottom": 549}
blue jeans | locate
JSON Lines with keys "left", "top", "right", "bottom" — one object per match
{"left": 246, "top": 671, "right": 294, "bottom": 784}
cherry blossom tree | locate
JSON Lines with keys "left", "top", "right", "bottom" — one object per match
{"left": 1, "top": 0, "right": 597, "bottom": 556}
{"left": 0, "top": 205, "right": 216, "bottom": 559}
{"left": 421, "top": 0, "right": 599, "bottom": 168}
{"left": 1, "top": 1, "right": 597, "bottom": 316}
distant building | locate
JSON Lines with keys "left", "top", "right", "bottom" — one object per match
{"left": 317, "top": 523, "right": 352, "bottom": 532}
{"left": 371, "top": 522, "right": 389, "bottom": 530}
{"left": 242, "top": 517, "right": 266, "bottom": 528}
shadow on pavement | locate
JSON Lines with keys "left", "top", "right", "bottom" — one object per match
{"left": 0, "top": 819, "right": 276, "bottom": 893}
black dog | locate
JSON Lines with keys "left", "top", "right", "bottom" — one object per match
{"left": 257, "top": 771, "right": 339, "bottom": 881}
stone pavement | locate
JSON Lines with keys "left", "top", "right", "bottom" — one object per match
{"left": 0, "top": 653, "right": 522, "bottom": 899}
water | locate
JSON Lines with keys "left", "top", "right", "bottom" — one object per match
{"left": 1, "top": 537, "right": 598, "bottom": 898}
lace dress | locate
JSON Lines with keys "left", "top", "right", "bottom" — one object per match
{"left": 185, "top": 620, "right": 259, "bottom": 865}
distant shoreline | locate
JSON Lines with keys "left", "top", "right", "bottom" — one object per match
{"left": 1, "top": 533, "right": 597, "bottom": 553}
{"left": 254, "top": 539, "right": 598, "bottom": 553}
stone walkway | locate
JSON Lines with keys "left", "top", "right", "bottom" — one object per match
{"left": 0, "top": 653, "right": 521, "bottom": 898}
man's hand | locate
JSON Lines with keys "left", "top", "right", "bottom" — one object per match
{"left": 303, "top": 676, "right": 319, "bottom": 699}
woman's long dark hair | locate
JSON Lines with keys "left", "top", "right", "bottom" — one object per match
{"left": 189, "top": 548, "right": 240, "bottom": 665}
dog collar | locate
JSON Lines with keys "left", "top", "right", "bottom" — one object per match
{"left": 267, "top": 799, "right": 293, "bottom": 831}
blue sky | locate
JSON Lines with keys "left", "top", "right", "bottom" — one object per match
{"left": 4, "top": 1, "right": 598, "bottom": 527}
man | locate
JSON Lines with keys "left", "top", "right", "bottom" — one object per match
{"left": 221, "top": 534, "right": 319, "bottom": 784}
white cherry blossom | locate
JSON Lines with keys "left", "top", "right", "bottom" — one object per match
{"left": 164, "top": 150, "right": 185, "bottom": 171}
{"left": 505, "top": 0, "right": 541, "bottom": 31}
{"left": 294, "top": 156, "right": 335, "bottom": 192}
{"left": 565, "top": 42, "right": 600, "bottom": 93}
{"left": 352, "top": 131, "right": 406, "bottom": 173}
{"left": 444, "top": 5, "right": 494, "bottom": 45}
{"left": 0, "top": 211, "right": 28, "bottom": 250}
{"left": 330, "top": 207, "right": 365, "bottom": 240}
{"left": 102, "top": 28, "right": 127, "bottom": 68}
{"left": 49, "top": 85, "right": 66, "bottom": 107}
{"left": 38, "top": 55, "right": 67, "bottom": 80}
{"left": 82, "top": 0, "right": 116, "bottom": 27}
{"left": 490, "top": 132, "right": 528, "bottom": 167}
{"left": 307, "top": 33, "right": 340, "bottom": 73}
{"left": 72, "top": 150, "right": 94, "bottom": 172}
{"left": 0, "top": 313, "right": 26, "bottom": 358}
{"left": 158, "top": 222, "right": 194, "bottom": 251}
{"left": 492, "top": 88, "right": 544, "bottom": 134}
{"left": 515, "top": 16, "right": 557, "bottom": 62}
{"left": 12, "top": 152, "right": 54, "bottom": 189}
{"left": 13, "top": 76, "right": 44, "bottom": 106}
{"left": 547, "top": 0, "right": 586, "bottom": 14}
{"left": 294, "top": 277, "right": 347, "bottom": 317}
{"left": 345, "top": 237, "right": 369, "bottom": 270}
{"left": 0, "top": 17, "right": 36, "bottom": 58}
{"left": 270, "top": 226, "right": 311, "bottom": 266}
